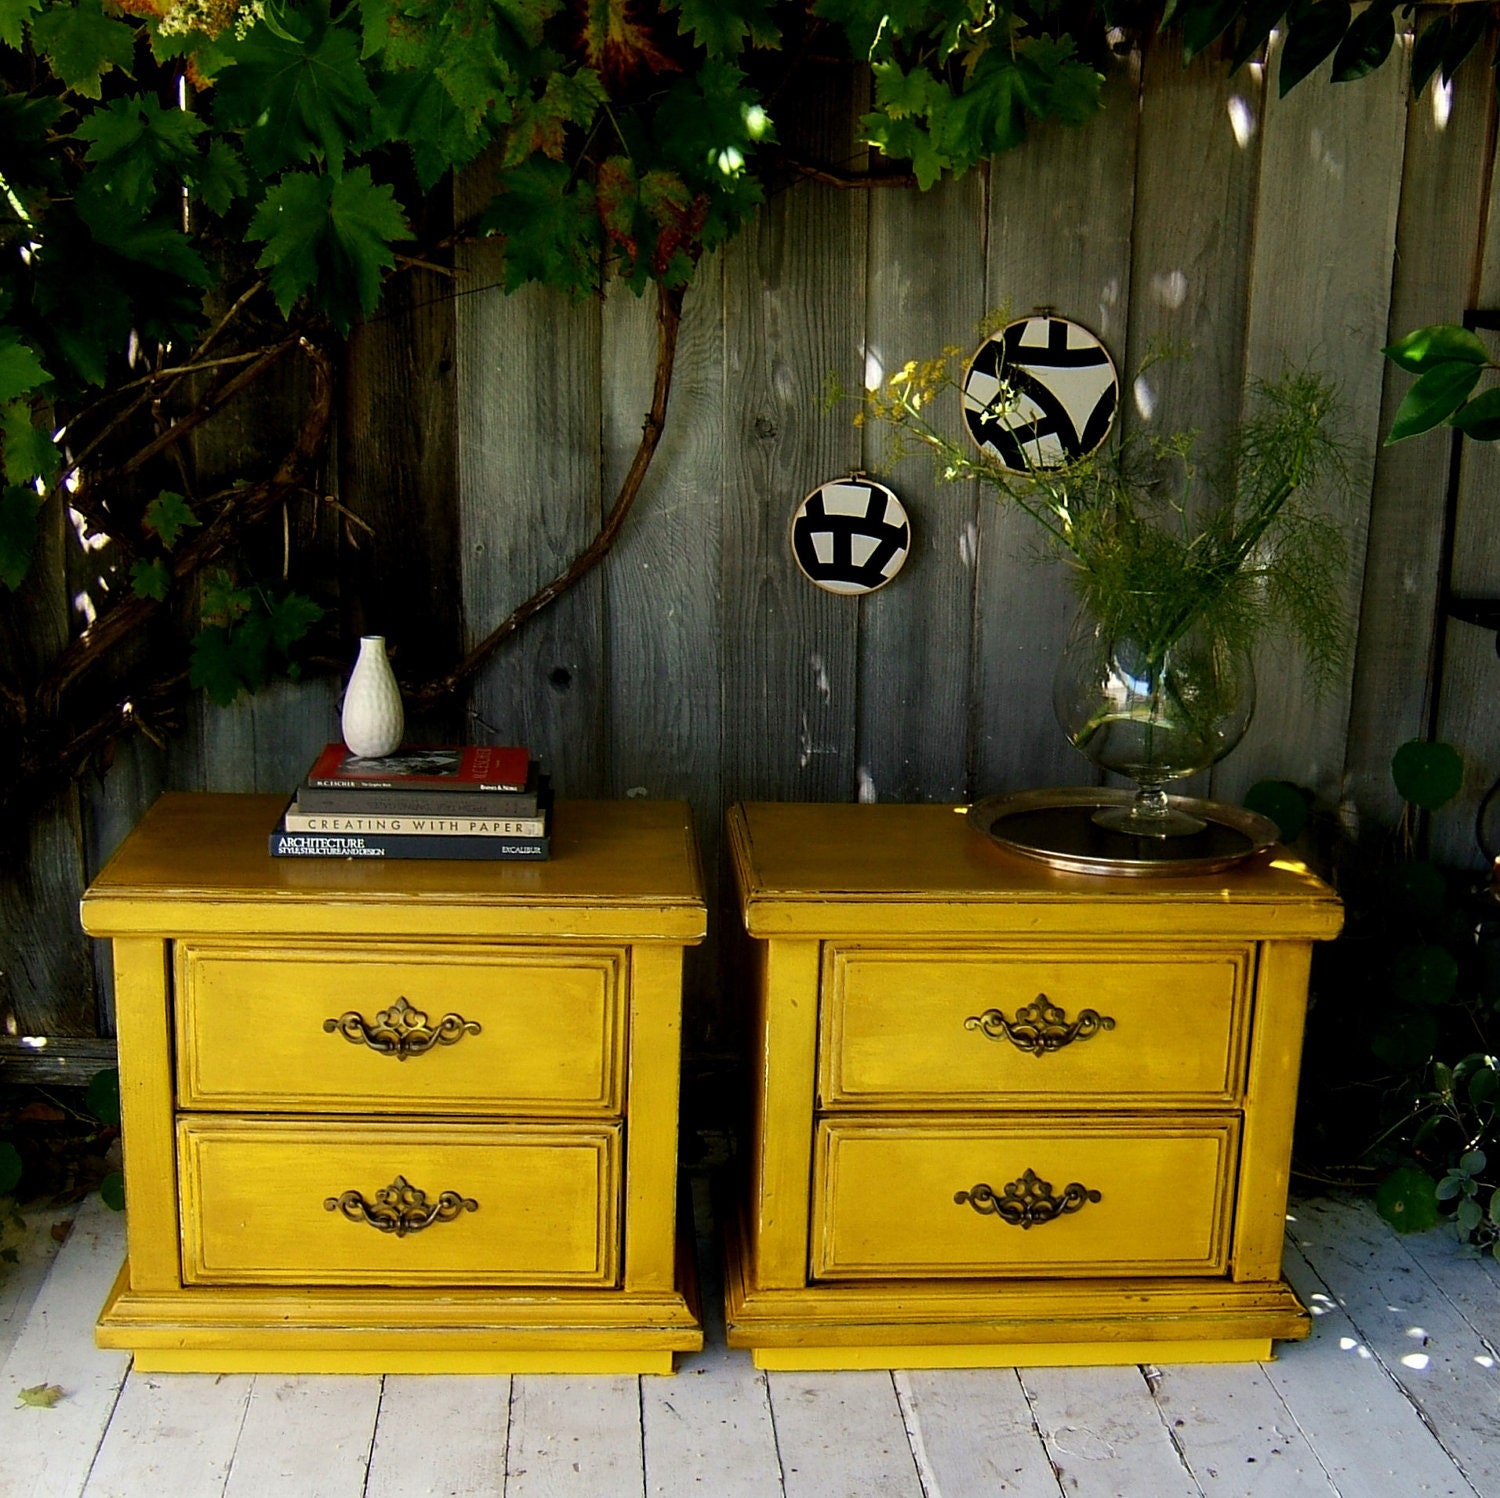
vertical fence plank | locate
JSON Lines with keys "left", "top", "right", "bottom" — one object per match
{"left": 721, "top": 72, "right": 869, "bottom": 805}
{"left": 456, "top": 255, "right": 607, "bottom": 793}
{"left": 859, "top": 173, "right": 986, "bottom": 805}
{"left": 1224, "top": 36, "right": 1409, "bottom": 806}
{"left": 973, "top": 54, "right": 1142, "bottom": 797}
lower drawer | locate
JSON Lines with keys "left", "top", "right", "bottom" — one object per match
{"left": 811, "top": 1115, "right": 1237, "bottom": 1280}
{"left": 178, "top": 1117, "right": 620, "bottom": 1287}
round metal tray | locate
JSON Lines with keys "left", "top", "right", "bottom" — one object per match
{"left": 967, "top": 787, "right": 1279, "bottom": 877}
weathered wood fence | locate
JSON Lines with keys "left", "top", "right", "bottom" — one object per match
{"left": 3, "top": 30, "right": 1498, "bottom": 1102}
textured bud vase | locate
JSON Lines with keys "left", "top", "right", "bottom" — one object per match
{"left": 341, "top": 635, "right": 404, "bottom": 758}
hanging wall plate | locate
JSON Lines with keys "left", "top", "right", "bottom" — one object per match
{"left": 962, "top": 315, "right": 1119, "bottom": 473}
{"left": 790, "top": 476, "right": 911, "bottom": 595}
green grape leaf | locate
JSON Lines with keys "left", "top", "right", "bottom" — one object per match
{"left": 1243, "top": 779, "right": 1311, "bottom": 842}
{"left": 0, "top": 335, "right": 50, "bottom": 402}
{"left": 1387, "top": 360, "right": 1484, "bottom": 444}
{"left": 1374, "top": 1165, "right": 1440, "bottom": 1233}
{"left": 0, "top": 0, "right": 41, "bottom": 50}
{"left": 501, "top": 68, "right": 606, "bottom": 167}
{"left": 143, "top": 489, "right": 199, "bottom": 548}
{"left": 265, "top": 588, "right": 323, "bottom": 651}
{"left": 0, "top": 1140, "right": 19, "bottom": 1195}
{"left": 99, "top": 1170, "right": 125, "bottom": 1211}
{"left": 129, "top": 557, "right": 171, "bottom": 601}
{"left": 667, "top": 0, "right": 775, "bottom": 55}
{"left": 213, "top": 15, "right": 377, "bottom": 174}
{"left": 1392, "top": 738, "right": 1464, "bottom": 809}
{"left": 188, "top": 626, "right": 244, "bottom": 705}
{"left": 15, "top": 1383, "right": 65, "bottom": 1409}
{"left": 74, "top": 93, "right": 207, "bottom": 211}
{"left": 30, "top": 0, "right": 136, "bottom": 98}
{"left": 374, "top": 71, "right": 485, "bottom": 189}
{"left": 0, "top": 482, "right": 41, "bottom": 588}
{"left": 249, "top": 167, "right": 410, "bottom": 332}
{"left": 1383, "top": 324, "right": 1490, "bottom": 373}
{"left": 189, "top": 139, "right": 249, "bottom": 217}
{"left": 0, "top": 401, "right": 60, "bottom": 485}
{"left": 1389, "top": 943, "right": 1459, "bottom": 1008}
{"left": 1278, "top": 0, "right": 1352, "bottom": 96}
{"left": 872, "top": 58, "right": 943, "bottom": 121}
{"left": 84, "top": 1066, "right": 121, "bottom": 1125}
{"left": 479, "top": 156, "right": 600, "bottom": 294}
{"left": 1450, "top": 386, "right": 1500, "bottom": 443}
{"left": 863, "top": 110, "right": 947, "bottom": 188}
{"left": 1330, "top": 0, "right": 1396, "bottom": 83}
{"left": 74, "top": 186, "right": 213, "bottom": 284}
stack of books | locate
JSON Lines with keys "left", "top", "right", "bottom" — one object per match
{"left": 269, "top": 744, "right": 551, "bottom": 860}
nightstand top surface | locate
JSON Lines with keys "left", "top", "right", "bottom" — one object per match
{"left": 82, "top": 793, "right": 705, "bottom": 941}
{"left": 727, "top": 801, "right": 1342, "bottom": 939}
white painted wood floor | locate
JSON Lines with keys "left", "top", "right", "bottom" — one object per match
{"left": 1, "top": 1185, "right": 1497, "bottom": 1498}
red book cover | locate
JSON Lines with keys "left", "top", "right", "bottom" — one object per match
{"left": 305, "top": 744, "right": 532, "bottom": 793}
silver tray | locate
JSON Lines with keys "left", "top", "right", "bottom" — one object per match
{"left": 967, "top": 787, "right": 1280, "bottom": 877}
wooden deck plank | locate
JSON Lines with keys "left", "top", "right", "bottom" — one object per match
{"left": 78, "top": 1371, "right": 252, "bottom": 1498}
{"left": 1142, "top": 1363, "right": 1337, "bottom": 1496}
{"left": 766, "top": 1371, "right": 924, "bottom": 1498}
{"left": 1266, "top": 1239, "right": 1480, "bottom": 1497}
{"left": 1018, "top": 1365, "right": 1201, "bottom": 1497}
{"left": 1286, "top": 1194, "right": 1500, "bottom": 1491}
{"left": 0, "top": 1195, "right": 129, "bottom": 1498}
{"left": 0, "top": 1204, "right": 78, "bottom": 1366}
{"left": 1394, "top": 1213, "right": 1500, "bottom": 1355}
{"left": 894, "top": 1368, "right": 1062, "bottom": 1497}
{"left": 219, "top": 1376, "right": 382, "bottom": 1498}
{"left": 504, "top": 1375, "right": 645, "bottom": 1498}
{"left": 364, "top": 1376, "right": 510, "bottom": 1498}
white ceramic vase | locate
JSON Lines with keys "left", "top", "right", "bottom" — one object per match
{"left": 341, "top": 635, "right": 404, "bottom": 759}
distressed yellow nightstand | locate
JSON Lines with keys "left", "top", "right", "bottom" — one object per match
{"left": 81, "top": 793, "right": 705, "bottom": 1374}
{"left": 724, "top": 801, "right": 1343, "bottom": 1371}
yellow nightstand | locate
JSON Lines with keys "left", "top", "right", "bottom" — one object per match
{"left": 724, "top": 801, "right": 1342, "bottom": 1371}
{"left": 81, "top": 793, "right": 705, "bottom": 1374}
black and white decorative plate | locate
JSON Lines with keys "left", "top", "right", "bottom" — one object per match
{"left": 790, "top": 476, "right": 911, "bottom": 595}
{"left": 962, "top": 315, "right": 1118, "bottom": 472}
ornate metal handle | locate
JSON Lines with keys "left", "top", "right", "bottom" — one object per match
{"left": 324, "top": 996, "right": 481, "bottom": 1060}
{"left": 324, "top": 1175, "right": 478, "bottom": 1237}
{"left": 965, "top": 994, "right": 1115, "bottom": 1056}
{"left": 955, "top": 1169, "right": 1101, "bottom": 1229}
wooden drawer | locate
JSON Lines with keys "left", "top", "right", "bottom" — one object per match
{"left": 175, "top": 942, "right": 625, "bottom": 1115}
{"left": 811, "top": 1116, "right": 1237, "bottom": 1280}
{"left": 819, "top": 946, "right": 1251, "bottom": 1109}
{"left": 178, "top": 1117, "right": 620, "bottom": 1287}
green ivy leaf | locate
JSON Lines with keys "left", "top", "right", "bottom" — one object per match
{"left": 99, "top": 1170, "right": 125, "bottom": 1211}
{"left": 1386, "top": 360, "right": 1484, "bottom": 444}
{"left": 1375, "top": 1165, "right": 1440, "bottom": 1233}
{"left": 249, "top": 167, "right": 410, "bottom": 332}
{"left": 0, "top": 1140, "right": 19, "bottom": 1195}
{"left": 129, "top": 557, "right": 171, "bottom": 601}
{"left": 1409, "top": 12, "right": 1451, "bottom": 97}
{"left": 1389, "top": 943, "right": 1459, "bottom": 1009}
{"left": 1370, "top": 1004, "right": 1438, "bottom": 1070}
{"left": 0, "top": 482, "right": 41, "bottom": 588}
{"left": 1441, "top": 2, "right": 1487, "bottom": 84}
{"left": 1450, "top": 386, "right": 1500, "bottom": 443}
{"left": 84, "top": 1066, "right": 120, "bottom": 1125}
{"left": 1379, "top": 860, "right": 1447, "bottom": 920}
{"left": 0, "top": 334, "right": 50, "bottom": 402}
{"left": 30, "top": 0, "right": 136, "bottom": 99}
{"left": 1243, "top": 779, "right": 1311, "bottom": 842}
{"left": 0, "top": 400, "right": 60, "bottom": 484}
{"left": 1180, "top": 0, "right": 1242, "bottom": 62}
{"left": 1383, "top": 324, "right": 1490, "bottom": 374}
{"left": 1330, "top": 0, "right": 1395, "bottom": 83}
{"left": 1392, "top": 738, "right": 1464, "bottom": 810}
{"left": 144, "top": 489, "right": 199, "bottom": 548}
{"left": 1278, "top": 0, "right": 1352, "bottom": 96}
{"left": 0, "top": 0, "right": 41, "bottom": 50}
{"left": 213, "top": 14, "right": 377, "bottom": 174}
{"left": 1228, "top": 0, "right": 1289, "bottom": 72}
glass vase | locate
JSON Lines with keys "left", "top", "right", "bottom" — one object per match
{"left": 1052, "top": 606, "right": 1256, "bottom": 838}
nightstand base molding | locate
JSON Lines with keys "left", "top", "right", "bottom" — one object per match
{"left": 98, "top": 1262, "right": 701, "bottom": 1375}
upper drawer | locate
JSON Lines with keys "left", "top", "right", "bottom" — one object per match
{"left": 175, "top": 942, "right": 625, "bottom": 1115}
{"left": 819, "top": 945, "right": 1252, "bottom": 1109}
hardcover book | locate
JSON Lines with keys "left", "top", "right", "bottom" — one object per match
{"left": 293, "top": 774, "right": 549, "bottom": 818}
{"left": 304, "top": 743, "right": 532, "bottom": 794}
{"left": 269, "top": 829, "right": 550, "bottom": 860}
{"left": 282, "top": 806, "right": 550, "bottom": 838}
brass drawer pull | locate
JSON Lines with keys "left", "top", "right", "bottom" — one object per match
{"left": 324, "top": 996, "right": 481, "bottom": 1059}
{"left": 324, "top": 1174, "right": 478, "bottom": 1237}
{"left": 955, "top": 1169, "right": 1101, "bottom": 1229}
{"left": 965, "top": 994, "right": 1115, "bottom": 1056}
